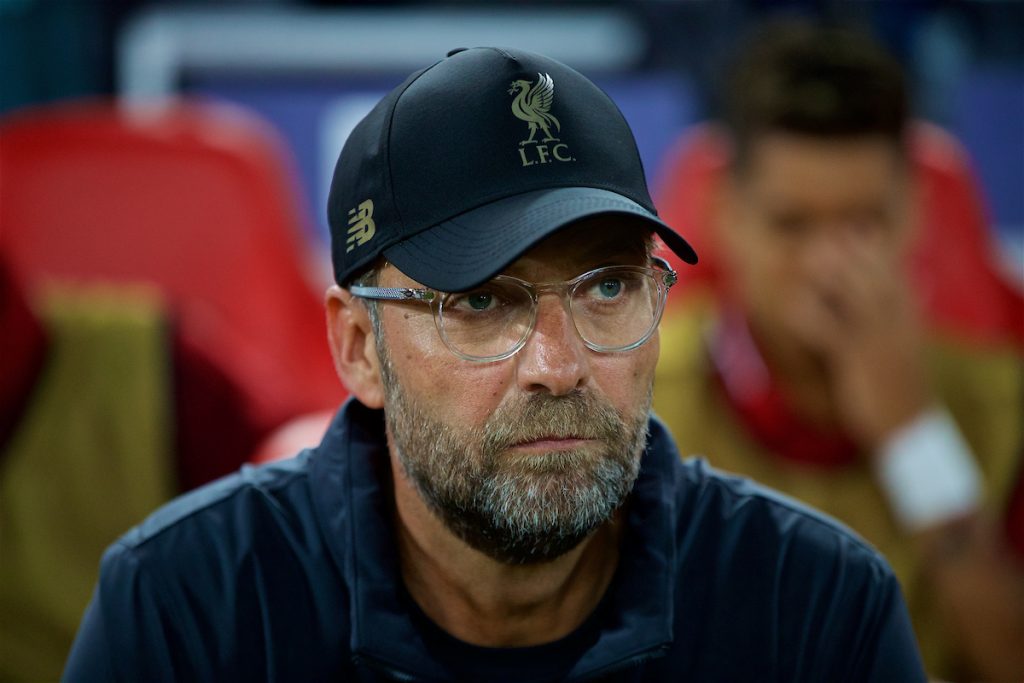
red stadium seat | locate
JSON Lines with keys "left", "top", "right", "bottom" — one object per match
{"left": 654, "top": 121, "right": 1024, "bottom": 348}
{"left": 0, "top": 99, "right": 345, "bottom": 440}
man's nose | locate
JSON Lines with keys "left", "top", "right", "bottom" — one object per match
{"left": 797, "top": 223, "right": 848, "bottom": 276}
{"left": 514, "top": 293, "right": 589, "bottom": 396}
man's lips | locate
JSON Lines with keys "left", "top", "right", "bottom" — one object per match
{"left": 509, "top": 437, "right": 595, "bottom": 452}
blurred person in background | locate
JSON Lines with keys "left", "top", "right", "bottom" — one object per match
{"left": 653, "top": 21, "right": 1024, "bottom": 682}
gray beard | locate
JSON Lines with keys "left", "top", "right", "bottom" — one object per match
{"left": 379, "top": 347, "right": 651, "bottom": 565}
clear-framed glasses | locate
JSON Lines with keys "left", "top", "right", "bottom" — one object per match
{"left": 349, "top": 257, "right": 678, "bottom": 363}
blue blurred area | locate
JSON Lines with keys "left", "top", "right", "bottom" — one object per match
{"left": 954, "top": 69, "right": 1024, "bottom": 234}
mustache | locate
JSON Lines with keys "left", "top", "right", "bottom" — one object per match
{"left": 480, "top": 391, "right": 625, "bottom": 453}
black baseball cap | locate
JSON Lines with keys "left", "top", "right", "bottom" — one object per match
{"left": 328, "top": 46, "right": 697, "bottom": 291}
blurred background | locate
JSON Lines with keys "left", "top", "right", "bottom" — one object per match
{"left": 2, "top": 0, "right": 1022, "bottom": 268}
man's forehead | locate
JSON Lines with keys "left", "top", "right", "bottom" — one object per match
{"left": 742, "top": 133, "right": 906, "bottom": 176}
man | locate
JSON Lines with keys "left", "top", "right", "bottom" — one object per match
{"left": 654, "top": 23, "right": 1024, "bottom": 681}
{"left": 64, "top": 46, "right": 926, "bottom": 681}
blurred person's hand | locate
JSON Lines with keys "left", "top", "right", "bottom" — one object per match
{"left": 783, "top": 226, "right": 931, "bottom": 449}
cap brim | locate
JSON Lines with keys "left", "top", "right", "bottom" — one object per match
{"left": 383, "top": 187, "right": 697, "bottom": 291}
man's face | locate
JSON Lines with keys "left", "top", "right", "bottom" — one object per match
{"left": 373, "top": 218, "right": 659, "bottom": 564}
{"left": 721, "top": 133, "right": 913, "bottom": 356}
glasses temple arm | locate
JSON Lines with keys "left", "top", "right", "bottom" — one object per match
{"left": 348, "top": 285, "right": 437, "bottom": 302}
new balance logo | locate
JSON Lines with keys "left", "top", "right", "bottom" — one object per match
{"left": 346, "top": 200, "right": 376, "bottom": 252}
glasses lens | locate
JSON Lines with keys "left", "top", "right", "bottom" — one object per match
{"left": 438, "top": 280, "right": 533, "bottom": 360}
{"left": 570, "top": 268, "right": 661, "bottom": 350}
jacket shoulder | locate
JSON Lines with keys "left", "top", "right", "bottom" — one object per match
{"left": 678, "top": 456, "right": 889, "bottom": 562}
{"left": 667, "top": 458, "right": 925, "bottom": 680}
{"left": 119, "top": 453, "right": 312, "bottom": 550}
{"left": 70, "top": 452, "right": 351, "bottom": 681}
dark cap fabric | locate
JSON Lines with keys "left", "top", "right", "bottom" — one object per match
{"left": 328, "top": 46, "right": 697, "bottom": 291}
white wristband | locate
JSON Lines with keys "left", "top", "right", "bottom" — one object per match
{"left": 875, "top": 408, "right": 983, "bottom": 533}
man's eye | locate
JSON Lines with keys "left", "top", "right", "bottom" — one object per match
{"left": 593, "top": 277, "right": 624, "bottom": 299}
{"left": 466, "top": 292, "right": 494, "bottom": 311}
{"left": 450, "top": 289, "right": 501, "bottom": 312}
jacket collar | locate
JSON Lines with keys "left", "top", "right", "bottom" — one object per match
{"left": 311, "top": 399, "right": 678, "bottom": 680}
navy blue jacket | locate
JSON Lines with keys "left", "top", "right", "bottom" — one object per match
{"left": 64, "top": 400, "right": 926, "bottom": 682}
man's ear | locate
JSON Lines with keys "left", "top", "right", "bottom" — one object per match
{"left": 325, "top": 285, "right": 385, "bottom": 409}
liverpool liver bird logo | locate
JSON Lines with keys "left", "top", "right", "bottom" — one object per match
{"left": 508, "top": 73, "right": 561, "bottom": 146}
